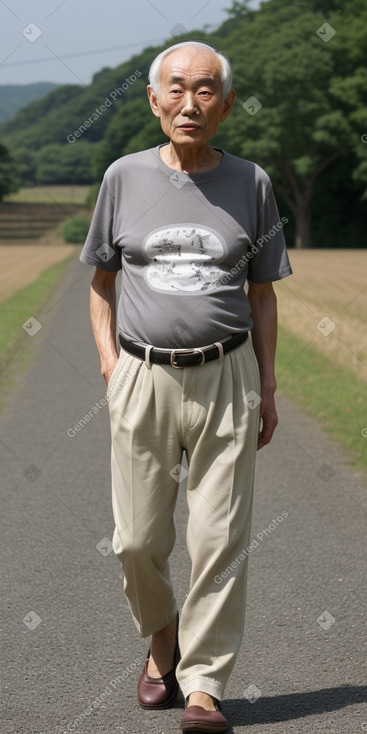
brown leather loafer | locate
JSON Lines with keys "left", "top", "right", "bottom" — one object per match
{"left": 137, "top": 613, "right": 180, "bottom": 709}
{"left": 180, "top": 704, "right": 228, "bottom": 732}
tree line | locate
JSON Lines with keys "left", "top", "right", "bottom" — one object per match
{"left": 1, "top": 0, "right": 366, "bottom": 248}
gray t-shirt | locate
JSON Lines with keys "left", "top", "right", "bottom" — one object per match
{"left": 80, "top": 144, "right": 292, "bottom": 348}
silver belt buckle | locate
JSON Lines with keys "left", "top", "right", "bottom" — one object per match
{"left": 170, "top": 348, "right": 205, "bottom": 368}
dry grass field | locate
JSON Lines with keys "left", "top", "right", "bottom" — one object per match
{"left": 0, "top": 241, "right": 79, "bottom": 299}
{"left": 5, "top": 185, "right": 90, "bottom": 205}
{"left": 274, "top": 249, "right": 367, "bottom": 383}
{"left": 0, "top": 187, "right": 89, "bottom": 299}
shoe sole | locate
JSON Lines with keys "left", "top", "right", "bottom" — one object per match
{"left": 181, "top": 721, "right": 228, "bottom": 733}
{"left": 137, "top": 682, "right": 179, "bottom": 710}
{"left": 181, "top": 725, "right": 227, "bottom": 733}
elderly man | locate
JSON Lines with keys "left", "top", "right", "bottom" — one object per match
{"left": 80, "top": 41, "right": 292, "bottom": 733}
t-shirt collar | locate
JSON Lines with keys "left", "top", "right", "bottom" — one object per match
{"left": 152, "top": 143, "right": 227, "bottom": 183}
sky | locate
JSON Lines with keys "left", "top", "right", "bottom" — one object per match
{"left": 0, "top": 0, "right": 263, "bottom": 87}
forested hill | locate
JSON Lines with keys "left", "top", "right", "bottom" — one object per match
{"left": 1, "top": 0, "right": 366, "bottom": 248}
{"left": 0, "top": 82, "right": 60, "bottom": 123}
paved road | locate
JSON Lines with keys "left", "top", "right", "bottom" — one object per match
{"left": 1, "top": 256, "right": 366, "bottom": 734}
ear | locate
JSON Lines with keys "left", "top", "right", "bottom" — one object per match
{"left": 220, "top": 89, "right": 236, "bottom": 122}
{"left": 147, "top": 85, "right": 161, "bottom": 118}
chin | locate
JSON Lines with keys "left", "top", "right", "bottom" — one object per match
{"left": 173, "top": 134, "right": 206, "bottom": 145}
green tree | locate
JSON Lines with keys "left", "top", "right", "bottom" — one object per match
{"left": 91, "top": 95, "right": 151, "bottom": 178}
{"left": 12, "top": 147, "right": 37, "bottom": 186}
{"left": 62, "top": 214, "right": 91, "bottom": 243}
{"left": 0, "top": 144, "right": 19, "bottom": 200}
{"left": 35, "top": 142, "right": 94, "bottom": 184}
{"left": 225, "top": 0, "right": 254, "bottom": 17}
{"left": 214, "top": 0, "right": 367, "bottom": 247}
{"left": 61, "top": 141, "right": 95, "bottom": 184}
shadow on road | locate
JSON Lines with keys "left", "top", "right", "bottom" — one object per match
{"left": 224, "top": 685, "right": 367, "bottom": 729}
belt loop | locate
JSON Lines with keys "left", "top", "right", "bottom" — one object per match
{"left": 145, "top": 345, "right": 154, "bottom": 369}
{"left": 214, "top": 341, "right": 224, "bottom": 364}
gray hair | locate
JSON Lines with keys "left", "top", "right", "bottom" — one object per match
{"left": 148, "top": 41, "right": 233, "bottom": 99}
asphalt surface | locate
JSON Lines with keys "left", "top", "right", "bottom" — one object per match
{"left": 1, "top": 255, "right": 366, "bottom": 734}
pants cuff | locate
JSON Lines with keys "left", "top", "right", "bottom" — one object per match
{"left": 178, "top": 675, "right": 224, "bottom": 702}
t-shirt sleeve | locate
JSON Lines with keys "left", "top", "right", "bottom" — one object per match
{"left": 79, "top": 174, "right": 122, "bottom": 272}
{"left": 247, "top": 183, "right": 292, "bottom": 284}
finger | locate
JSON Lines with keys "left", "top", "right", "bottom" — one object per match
{"left": 257, "top": 420, "right": 277, "bottom": 450}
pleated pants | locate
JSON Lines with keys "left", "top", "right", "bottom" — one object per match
{"left": 108, "top": 337, "right": 260, "bottom": 701}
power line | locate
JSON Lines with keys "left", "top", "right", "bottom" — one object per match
{"left": 0, "top": 38, "right": 167, "bottom": 68}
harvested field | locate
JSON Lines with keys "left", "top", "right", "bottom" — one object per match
{"left": 0, "top": 243, "right": 79, "bottom": 299}
{"left": 0, "top": 191, "right": 88, "bottom": 298}
{"left": 0, "top": 202, "right": 87, "bottom": 242}
{"left": 5, "top": 185, "right": 90, "bottom": 204}
{"left": 274, "top": 249, "right": 367, "bottom": 382}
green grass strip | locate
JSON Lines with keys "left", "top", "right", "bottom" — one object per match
{"left": 0, "top": 254, "right": 75, "bottom": 406}
{"left": 276, "top": 324, "right": 367, "bottom": 471}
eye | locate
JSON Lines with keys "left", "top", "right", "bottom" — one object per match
{"left": 198, "top": 90, "right": 212, "bottom": 97}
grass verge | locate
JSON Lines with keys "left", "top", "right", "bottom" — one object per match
{"left": 276, "top": 324, "right": 366, "bottom": 471}
{"left": 5, "top": 185, "right": 90, "bottom": 205}
{"left": 0, "top": 254, "right": 75, "bottom": 410}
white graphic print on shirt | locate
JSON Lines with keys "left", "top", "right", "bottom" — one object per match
{"left": 143, "top": 224, "right": 226, "bottom": 294}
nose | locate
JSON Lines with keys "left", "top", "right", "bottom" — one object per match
{"left": 181, "top": 92, "right": 199, "bottom": 116}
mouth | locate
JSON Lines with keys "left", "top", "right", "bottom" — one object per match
{"left": 178, "top": 123, "right": 201, "bottom": 130}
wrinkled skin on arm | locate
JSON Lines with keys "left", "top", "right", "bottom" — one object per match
{"left": 247, "top": 281, "right": 279, "bottom": 450}
{"left": 90, "top": 268, "right": 119, "bottom": 385}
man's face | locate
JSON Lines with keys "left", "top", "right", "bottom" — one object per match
{"left": 148, "top": 47, "right": 235, "bottom": 147}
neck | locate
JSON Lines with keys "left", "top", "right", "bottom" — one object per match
{"left": 160, "top": 142, "right": 222, "bottom": 174}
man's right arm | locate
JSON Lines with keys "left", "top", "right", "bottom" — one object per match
{"left": 90, "top": 267, "right": 119, "bottom": 385}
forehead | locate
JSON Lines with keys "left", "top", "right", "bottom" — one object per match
{"left": 160, "top": 47, "right": 222, "bottom": 83}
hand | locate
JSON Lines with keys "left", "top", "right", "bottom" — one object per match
{"left": 257, "top": 389, "right": 278, "bottom": 450}
{"left": 102, "top": 357, "right": 119, "bottom": 386}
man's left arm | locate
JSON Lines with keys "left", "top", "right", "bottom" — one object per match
{"left": 247, "top": 281, "right": 278, "bottom": 450}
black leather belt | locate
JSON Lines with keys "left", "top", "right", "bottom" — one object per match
{"left": 119, "top": 332, "right": 248, "bottom": 368}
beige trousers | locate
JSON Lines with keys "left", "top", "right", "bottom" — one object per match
{"left": 108, "top": 337, "right": 260, "bottom": 701}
